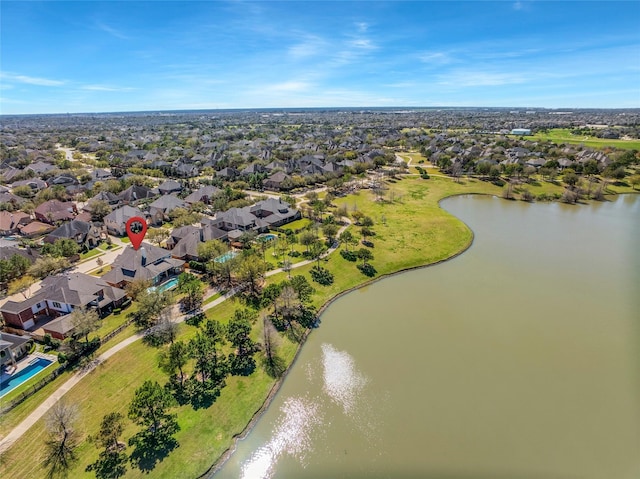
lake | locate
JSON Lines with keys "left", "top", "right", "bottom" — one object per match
{"left": 213, "top": 194, "right": 640, "bottom": 479}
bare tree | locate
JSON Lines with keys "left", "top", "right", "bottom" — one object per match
{"left": 43, "top": 401, "right": 80, "bottom": 478}
{"left": 261, "top": 313, "right": 285, "bottom": 378}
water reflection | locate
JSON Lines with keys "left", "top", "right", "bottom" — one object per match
{"left": 216, "top": 195, "right": 640, "bottom": 479}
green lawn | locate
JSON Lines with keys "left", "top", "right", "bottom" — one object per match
{"left": 524, "top": 128, "right": 640, "bottom": 150}
{"left": 79, "top": 249, "right": 102, "bottom": 261}
{"left": 3, "top": 175, "right": 631, "bottom": 479}
{"left": 279, "top": 217, "right": 312, "bottom": 231}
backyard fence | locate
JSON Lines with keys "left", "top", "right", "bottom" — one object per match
{"left": 0, "top": 365, "right": 65, "bottom": 415}
{"left": 1, "top": 317, "right": 135, "bottom": 414}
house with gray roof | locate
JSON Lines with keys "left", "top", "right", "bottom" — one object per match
{"left": 102, "top": 242, "right": 184, "bottom": 289}
{"left": 104, "top": 205, "right": 146, "bottom": 236}
{"left": 166, "top": 224, "right": 228, "bottom": 260}
{"left": 149, "top": 195, "right": 187, "bottom": 225}
{"left": 0, "top": 272, "right": 127, "bottom": 330}
{"left": 0, "top": 332, "right": 32, "bottom": 367}
{"left": 158, "top": 180, "right": 183, "bottom": 195}
{"left": 184, "top": 185, "right": 221, "bottom": 205}
{"left": 44, "top": 220, "right": 106, "bottom": 249}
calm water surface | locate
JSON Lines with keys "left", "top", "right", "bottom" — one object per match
{"left": 214, "top": 195, "right": 640, "bottom": 479}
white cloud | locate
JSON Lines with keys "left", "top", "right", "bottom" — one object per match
{"left": 419, "top": 51, "right": 454, "bottom": 65}
{"left": 264, "top": 81, "right": 313, "bottom": 93}
{"left": 81, "top": 84, "right": 135, "bottom": 92}
{"left": 1, "top": 73, "right": 65, "bottom": 87}
{"left": 95, "top": 22, "right": 130, "bottom": 40}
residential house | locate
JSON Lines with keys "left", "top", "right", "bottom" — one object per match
{"left": 0, "top": 272, "right": 127, "bottom": 330}
{"left": 158, "top": 180, "right": 183, "bottom": 195}
{"left": 104, "top": 205, "right": 146, "bottom": 236}
{"left": 264, "top": 171, "right": 292, "bottom": 191}
{"left": 0, "top": 332, "right": 32, "bottom": 367}
{"left": 209, "top": 198, "right": 299, "bottom": 233}
{"left": 0, "top": 211, "right": 31, "bottom": 236}
{"left": 118, "top": 185, "right": 157, "bottom": 205}
{"left": 166, "top": 224, "right": 228, "bottom": 260}
{"left": 0, "top": 245, "right": 40, "bottom": 264}
{"left": 148, "top": 195, "right": 187, "bottom": 225}
{"left": 18, "top": 221, "right": 55, "bottom": 238}
{"left": 34, "top": 200, "right": 77, "bottom": 224}
{"left": 184, "top": 185, "right": 221, "bottom": 205}
{"left": 44, "top": 220, "right": 106, "bottom": 249}
{"left": 11, "top": 178, "right": 48, "bottom": 192}
{"left": 102, "top": 242, "right": 185, "bottom": 288}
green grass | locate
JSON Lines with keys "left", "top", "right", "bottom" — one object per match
{"left": 79, "top": 249, "right": 102, "bottom": 261}
{"left": 5, "top": 174, "right": 627, "bottom": 479}
{"left": 279, "top": 217, "right": 312, "bottom": 231}
{"left": 524, "top": 128, "right": 640, "bottom": 150}
{"left": 202, "top": 292, "right": 221, "bottom": 305}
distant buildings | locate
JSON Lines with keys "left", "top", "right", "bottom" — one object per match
{"left": 511, "top": 128, "right": 531, "bottom": 136}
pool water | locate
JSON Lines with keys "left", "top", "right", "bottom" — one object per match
{"left": 0, "top": 357, "right": 55, "bottom": 397}
{"left": 259, "top": 233, "right": 277, "bottom": 241}
{"left": 214, "top": 251, "right": 239, "bottom": 263}
{"left": 147, "top": 277, "right": 179, "bottom": 293}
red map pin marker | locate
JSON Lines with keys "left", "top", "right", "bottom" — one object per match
{"left": 125, "top": 216, "right": 148, "bottom": 251}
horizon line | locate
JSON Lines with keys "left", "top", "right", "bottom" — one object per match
{"left": 3, "top": 105, "right": 640, "bottom": 117}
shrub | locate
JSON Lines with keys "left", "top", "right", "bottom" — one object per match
{"left": 310, "top": 265, "right": 334, "bottom": 286}
{"left": 340, "top": 250, "right": 358, "bottom": 262}
{"left": 521, "top": 190, "right": 534, "bottom": 202}
{"left": 112, "top": 308, "right": 121, "bottom": 315}
{"left": 288, "top": 251, "right": 301, "bottom": 257}
{"left": 357, "top": 263, "right": 377, "bottom": 277}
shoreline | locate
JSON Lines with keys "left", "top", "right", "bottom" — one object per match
{"left": 197, "top": 190, "right": 638, "bottom": 477}
{"left": 199, "top": 193, "right": 477, "bottom": 478}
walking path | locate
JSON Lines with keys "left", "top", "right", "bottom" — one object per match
{"left": 0, "top": 222, "right": 350, "bottom": 453}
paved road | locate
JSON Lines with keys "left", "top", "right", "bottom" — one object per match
{"left": 0, "top": 223, "right": 350, "bottom": 453}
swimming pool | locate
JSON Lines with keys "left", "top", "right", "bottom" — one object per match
{"left": 0, "top": 357, "right": 55, "bottom": 398}
{"left": 147, "top": 277, "right": 179, "bottom": 294}
{"left": 259, "top": 233, "right": 277, "bottom": 241}
{"left": 214, "top": 250, "right": 239, "bottom": 263}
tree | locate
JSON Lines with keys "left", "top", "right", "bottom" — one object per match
{"left": 357, "top": 247, "right": 374, "bottom": 265}
{"left": 92, "top": 412, "right": 126, "bottom": 452}
{"left": 70, "top": 306, "right": 100, "bottom": 346}
{"left": 308, "top": 239, "right": 325, "bottom": 265}
{"left": 129, "top": 289, "right": 173, "bottom": 329}
{"left": 176, "top": 273, "right": 204, "bottom": 312}
{"left": 563, "top": 170, "right": 579, "bottom": 187}
{"left": 124, "top": 278, "right": 151, "bottom": 301}
{"left": 322, "top": 223, "right": 339, "bottom": 245}
{"left": 128, "top": 380, "right": 179, "bottom": 437}
{"left": 282, "top": 259, "right": 292, "bottom": 279}
{"left": 90, "top": 200, "right": 111, "bottom": 222}
{"left": 237, "top": 255, "right": 267, "bottom": 297}
{"left": 289, "top": 274, "right": 315, "bottom": 303}
{"left": 207, "top": 255, "right": 238, "bottom": 288}
{"left": 226, "top": 309, "right": 258, "bottom": 375}
{"left": 28, "top": 256, "right": 69, "bottom": 278}
{"left": 146, "top": 228, "right": 169, "bottom": 247}
{"left": 43, "top": 401, "right": 80, "bottom": 479}
{"left": 261, "top": 313, "right": 285, "bottom": 378}
{"left": 7, "top": 275, "right": 36, "bottom": 299}
{"left": 158, "top": 341, "right": 189, "bottom": 387}
{"left": 189, "top": 327, "right": 227, "bottom": 388}
{"left": 197, "top": 240, "right": 227, "bottom": 262}
{"left": 299, "top": 230, "right": 317, "bottom": 253}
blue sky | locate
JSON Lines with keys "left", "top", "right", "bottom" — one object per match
{"left": 1, "top": 1, "right": 639, "bottom": 114}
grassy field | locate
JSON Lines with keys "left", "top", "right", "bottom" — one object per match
{"left": 523, "top": 128, "right": 640, "bottom": 150}
{"left": 0, "top": 174, "right": 632, "bottom": 478}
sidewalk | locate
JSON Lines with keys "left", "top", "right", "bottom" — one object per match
{"left": 0, "top": 225, "right": 350, "bottom": 453}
